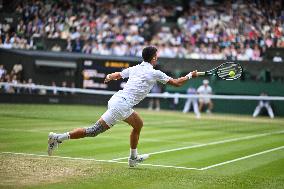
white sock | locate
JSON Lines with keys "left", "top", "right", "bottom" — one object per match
{"left": 56, "top": 132, "right": 70, "bottom": 142}
{"left": 130, "top": 148, "right": 137, "bottom": 159}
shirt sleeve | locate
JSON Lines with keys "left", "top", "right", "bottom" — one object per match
{"left": 153, "top": 70, "right": 172, "bottom": 84}
{"left": 120, "top": 67, "right": 131, "bottom": 79}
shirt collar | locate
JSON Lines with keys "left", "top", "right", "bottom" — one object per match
{"left": 141, "top": 61, "right": 153, "bottom": 68}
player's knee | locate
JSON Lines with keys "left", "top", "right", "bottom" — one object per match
{"left": 138, "top": 121, "right": 143, "bottom": 129}
{"left": 133, "top": 121, "right": 143, "bottom": 132}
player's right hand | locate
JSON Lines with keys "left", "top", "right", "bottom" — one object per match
{"left": 191, "top": 70, "right": 198, "bottom": 77}
{"left": 104, "top": 74, "right": 111, "bottom": 83}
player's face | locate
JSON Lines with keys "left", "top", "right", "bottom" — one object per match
{"left": 151, "top": 52, "right": 158, "bottom": 66}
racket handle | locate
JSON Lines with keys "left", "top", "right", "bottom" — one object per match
{"left": 197, "top": 72, "right": 206, "bottom": 76}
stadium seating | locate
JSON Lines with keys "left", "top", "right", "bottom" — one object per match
{"left": 0, "top": 0, "right": 283, "bottom": 60}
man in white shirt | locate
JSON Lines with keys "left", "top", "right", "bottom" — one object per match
{"left": 47, "top": 46, "right": 198, "bottom": 167}
{"left": 197, "top": 79, "right": 213, "bottom": 113}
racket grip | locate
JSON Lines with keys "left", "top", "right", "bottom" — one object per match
{"left": 197, "top": 72, "right": 206, "bottom": 76}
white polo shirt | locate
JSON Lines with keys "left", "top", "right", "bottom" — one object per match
{"left": 197, "top": 85, "right": 212, "bottom": 103}
{"left": 114, "top": 61, "right": 171, "bottom": 107}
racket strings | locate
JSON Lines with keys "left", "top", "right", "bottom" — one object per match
{"left": 217, "top": 64, "right": 242, "bottom": 80}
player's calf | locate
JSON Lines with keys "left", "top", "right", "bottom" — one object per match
{"left": 85, "top": 120, "right": 109, "bottom": 137}
{"left": 47, "top": 120, "right": 109, "bottom": 156}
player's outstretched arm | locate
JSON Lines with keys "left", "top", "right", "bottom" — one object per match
{"left": 167, "top": 70, "right": 198, "bottom": 87}
{"left": 104, "top": 72, "right": 122, "bottom": 83}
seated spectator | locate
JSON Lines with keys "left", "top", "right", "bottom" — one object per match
{"left": 51, "top": 44, "right": 62, "bottom": 52}
{"left": 0, "top": 65, "right": 7, "bottom": 81}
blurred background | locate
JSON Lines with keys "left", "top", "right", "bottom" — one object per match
{"left": 0, "top": 0, "right": 283, "bottom": 117}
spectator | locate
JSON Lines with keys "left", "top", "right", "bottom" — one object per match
{"left": 253, "top": 92, "right": 274, "bottom": 119}
{"left": 0, "top": 65, "right": 7, "bottom": 81}
{"left": 148, "top": 83, "right": 162, "bottom": 111}
{"left": 183, "top": 86, "right": 200, "bottom": 119}
{"left": 51, "top": 81, "right": 58, "bottom": 95}
{"left": 51, "top": 44, "right": 62, "bottom": 52}
{"left": 197, "top": 79, "right": 213, "bottom": 114}
{"left": 3, "top": 75, "right": 14, "bottom": 93}
{"left": 66, "top": 37, "right": 73, "bottom": 52}
{"left": 2, "top": 37, "right": 12, "bottom": 49}
{"left": 73, "top": 38, "right": 82, "bottom": 52}
{"left": 61, "top": 81, "right": 67, "bottom": 95}
{"left": 27, "top": 78, "right": 36, "bottom": 94}
{"left": 0, "top": 0, "right": 282, "bottom": 60}
{"left": 273, "top": 52, "right": 283, "bottom": 62}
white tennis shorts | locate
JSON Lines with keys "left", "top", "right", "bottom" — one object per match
{"left": 101, "top": 95, "right": 134, "bottom": 127}
{"left": 199, "top": 98, "right": 211, "bottom": 104}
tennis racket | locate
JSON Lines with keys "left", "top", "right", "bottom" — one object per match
{"left": 197, "top": 62, "right": 243, "bottom": 80}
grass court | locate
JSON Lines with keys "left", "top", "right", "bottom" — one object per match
{"left": 0, "top": 104, "right": 283, "bottom": 189}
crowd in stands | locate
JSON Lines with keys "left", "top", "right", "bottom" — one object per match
{"left": 0, "top": 64, "right": 35, "bottom": 94}
{"left": 0, "top": 0, "right": 283, "bottom": 61}
{"left": 0, "top": 64, "right": 75, "bottom": 95}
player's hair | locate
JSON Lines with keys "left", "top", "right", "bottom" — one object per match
{"left": 142, "top": 46, "right": 157, "bottom": 62}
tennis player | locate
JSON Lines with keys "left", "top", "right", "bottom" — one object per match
{"left": 48, "top": 46, "right": 198, "bottom": 167}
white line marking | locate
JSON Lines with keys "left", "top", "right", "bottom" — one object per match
{"left": 2, "top": 146, "right": 283, "bottom": 172}
{"left": 0, "top": 152, "right": 114, "bottom": 162}
{"left": 200, "top": 146, "right": 284, "bottom": 170}
{"left": 111, "top": 130, "right": 284, "bottom": 161}
{"left": 0, "top": 151, "right": 200, "bottom": 171}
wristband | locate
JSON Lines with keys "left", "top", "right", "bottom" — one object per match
{"left": 186, "top": 73, "right": 192, "bottom": 79}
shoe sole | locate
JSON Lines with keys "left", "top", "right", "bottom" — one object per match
{"left": 47, "top": 132, "right": 55, "bottom": 156}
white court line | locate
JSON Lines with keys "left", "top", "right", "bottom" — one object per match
{"left": 199, "top": 146, "right": 284, "bottom": 170}
{"left": 112, "top": 130, "right": 284, "bottom": 161}
{"left": 2, "top": 146, "right": 283, "bottom": 171}
{"left": 0, "top": 152, "right": 115, "bottom": 163}
{"left": 0, "top": 151, "right": 200, "bottom": 171}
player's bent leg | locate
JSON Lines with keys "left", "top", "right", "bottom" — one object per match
{"left": 124, "top": 111, "right": 143, "bottom": 150}
{"left": 124, "top": 111, "right": 149, "bottom": 167}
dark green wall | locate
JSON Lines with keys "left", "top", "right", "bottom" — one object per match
{"left": 1, "top": 48, "right": 283, "bottom": 117}
{"left": 166, "top": 79, "right": 284, "bottom": 116}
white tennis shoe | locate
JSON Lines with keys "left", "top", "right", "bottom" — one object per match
{"left": 128, "top": 154, "right": 149, "bottom": 167}
{"left": 47, "top": 132, "right": 61, "bottom": 156}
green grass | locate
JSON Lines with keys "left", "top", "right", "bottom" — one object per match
{"left": 0, "top": 103, "right": 284, "bottom": 189}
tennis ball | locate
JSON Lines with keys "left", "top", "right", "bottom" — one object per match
{"left": 229, "top": 71, "right": 235, "bottom": 77}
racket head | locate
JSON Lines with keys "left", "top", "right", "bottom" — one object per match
{"left": 215, "top": 62, "right": 243, "bottom": 80}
